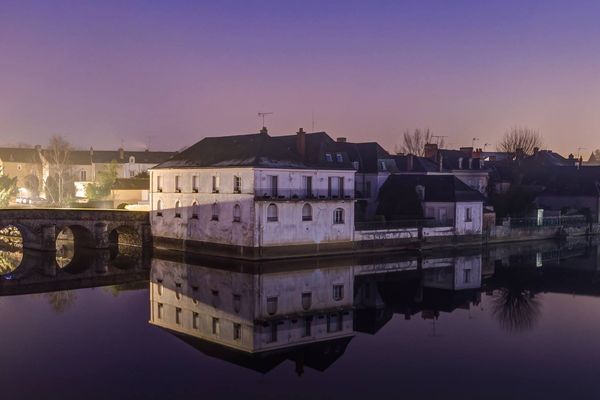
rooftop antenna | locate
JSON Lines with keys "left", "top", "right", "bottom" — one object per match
{"left": 258, "top": 112, "right": 273, "bottom": 128}
{"left": 472, "top": 137, "right": 479, "bottom": 148}
{"left": 431, "top": 135, "right": 448, "bottom": 147}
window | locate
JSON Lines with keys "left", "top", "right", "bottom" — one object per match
{"left": 233, "top": 294, "right": 241, "bottom": 313}
{"left": 233, "top": 175, "right": 242, "bottom": 193}
{"left": 156, "top": 176, "right": 162, "bottom": 192}
{"left": 303, "top": 317, "right": 312, "bottom": 337}
{"left": 129, "top": 170, "right": 135, "bottom": 178}
{"left": 191, "top": 202, "right": 199, "bottom": 219}
{"left": 156, "top": 200, "right": 162, "bottom": 217}
{"left": 328, "top": 177, "right": 344, "bottom": 198}
{"left": 175, "top": 307, "right": 182, "bottom": 325}
{"left": 80, "top": 170, "right": 87, "bottom": 181}
{"left": 193, "top": 312, "right": 199, "bottom": 329}
{"left": 327, "top": 313, "right": 343, "bottom": 333}
{"left": 269, "top": 322, "right": 278, "bottom": 343}
{"left": 302, "top": 292, "right": 312, "bottom": 310}
{"left": 267, "top": 203, "right": 278, "bottom": 222}
{"left": 333, "top": 284, "right": 344, "bottom": 301}
{"left": 336, "top": 153, "right": 343, "bottom": 162}
{"left": 269, "top": 175, "right": 278, "bottom": 197}
{"left": 211, "top": 202, "right": 219, "bottom": 221}
{"left": 157, "top": 303, "right": 163, "bottom": 319}
{"left": 266, "top": 297, "right": 278, "bottom": 315}
{"left": 464, "top": 269, "right": 472, "bottom": 284}
{"left": 174, "top": 201, "right": 181, "bottom": 218}
{"left": 233, "top": 323, "right": 242, "bottom": 341}
{"left": 333, "top": 208, "right": 345, "bottom": 224}
{"left": 129, "top": 156, "right": 135, "bottom": 164}
{"left": 175, "top": 175, "right": 181, "bottom": 192}
{"left": 465, "top": 207, "right": 472, "bottom": 222}
{"left": 212, "top": 175, "right": 220, "bottom": 193}
{"left": 302, "top": 203, "right": 312, "bottom": 221}
{"left": 212, "top": 317, "right": 220, "bottom": 335}
{"left": 192, "top": 176, "right": 198, "bottom": 192}
{"left": 325, "top": 153, "right": 333, "bottom": 162}
{"left": 233, "top": 204, "right": 241, "bottom": 222}
{"left": 303, "top": 176, "right": 313, "bottom": 197}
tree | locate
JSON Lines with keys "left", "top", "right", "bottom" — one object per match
{"left": 23, "top": 174, "right": 40, "bottom": 197}
{"left": 497, "top": 127, "right": 543, "bottom": 155}
{"left": 44, "top": 136, "right": 73, "bottom": 205}
{"left": 396, "top": 128, "right": 443, "bottom": 156}
{"left": 0, "top": 175, "right": 17, "bottom": 208}
{"left": 86, "top": 161, "right": 118, "bottom": 200}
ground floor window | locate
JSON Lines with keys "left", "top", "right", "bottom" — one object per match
{"left": 333, "top": 208, "right": 344, "bottom": 224}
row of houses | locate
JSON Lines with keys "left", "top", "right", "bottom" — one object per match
{"left": 0, "top": 146, "right": 174, "bottom": 204}
{"left": 149, "top": 128, "right": 491, "bottom": 258}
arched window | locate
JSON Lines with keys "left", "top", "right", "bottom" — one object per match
{"left": 333, "top": 208, "right": 344, "bottom": 224}
{"left": 267, "top": 203, "right": 278, "bottom": 222}
{"left": 191, "top": 201, "right": 199, "bottom": 219}
{"left": 156, "top": 200, "right": 162, "bottom": 217}
{"left": 129, "top": 156, "right": 135, "bottom": 164}
{"left": 175, "top": 201, "right": 181, "bottom": 218}
{"left": 211, "top": 202, "right": 219, "bottom": 221}
{"left": 302, "top": 203, "right": 312, "bottom": 221}
{"left": 233, "top": 204, "right": 241, "bottom": 222}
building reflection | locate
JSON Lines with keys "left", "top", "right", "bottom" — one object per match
{"left": 149, "top": 251, "right": 484, "bottom": 373}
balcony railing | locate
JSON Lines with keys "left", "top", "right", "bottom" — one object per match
{"left": 355, "top": 218, "right": 451, "bottom": 231}
{"left": 254, "top": 188, "right": 354, "bottom": 201}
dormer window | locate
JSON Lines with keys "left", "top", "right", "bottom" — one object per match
{"left": 380, "top": 161, "right": 387, "bottom": 171}
{"left": 336, "top": 153, "right": 343, "bottom": 162}
{"left": 129, "top": 156, "right": 135, "bottom": 164}
{"left": 325, "top": 153, "right": 333, "bottom": 162}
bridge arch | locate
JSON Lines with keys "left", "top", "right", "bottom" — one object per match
{"left": 56, "top": 225, "right": 96, "bottom": 250}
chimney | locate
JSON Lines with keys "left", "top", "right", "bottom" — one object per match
{"left": 337, "top": 137, "right": 347, "bottom": 143}
{"left": 119, "top": 147, "right": 124, "bottom": 160}
{"left": 407, "top": 154, "right": 414, "bottom": 171}
{"left": 579, "top": 156, "right": 583, "bottom": 169}
{"left": 472, "top": 148, "right": 482, "bottom": 159}
{"left": 90, "top": 146, "right": 94, "bottom": 157}
{"left": 259, "top": 126, "right": 268, "bottom": 135}
{"left": 439, "top": 155, "right": 443, "bottom": 172}
{"left": 296, "top": 128, "right": 306, "bottom": 159}
{"left": 424, "top": 143, "right": 438, "bottom": 161}
{"left": 460, "top": 147, "right": 474, "bottom": 158}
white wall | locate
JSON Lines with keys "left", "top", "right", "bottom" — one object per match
{"left": 455, "top": 202, "right": 483, "bottom": 235}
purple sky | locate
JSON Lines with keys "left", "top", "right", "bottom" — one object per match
{"left": 2, "top": 0, "right": 600, "bottom": 155}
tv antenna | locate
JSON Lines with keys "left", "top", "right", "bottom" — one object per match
{"left": 258, "top": 112, "right": 273, "bottom": 128}
{"left": 431, "top": 135, "right": 448, "bottom": 146}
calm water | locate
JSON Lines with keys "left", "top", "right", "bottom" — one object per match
{"left": 1, "top": 239, "right": 600, "bottom": 399}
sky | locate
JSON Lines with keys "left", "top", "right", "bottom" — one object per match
{"left": 2, "top": 0, "right": 600, "bottom": 155}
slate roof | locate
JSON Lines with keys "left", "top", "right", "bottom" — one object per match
{"left": 524, "top": 150, "right": 574, "bottom": 167}
{"left": 376, "top": 175, "right": 485, "bottom": 220}
{"left": 333, "top": 141, "right": 395, "bottom": 173}
{"left": 41, "top": 149, "right": 175, "bottom": 165}
{"left": 393, "top": 155, "right": 439, "bottom": 172}
{"left": 438, "top": 149, "right": 484, "bottom": 170}
{"left": 153, "top": 131, "right": 355, "bottom": 170}
{"left": 112, "top": 178, "right": 150, "bottom": 190}
{"left": 0, "top": 147, "right": 42, "bottom": 163}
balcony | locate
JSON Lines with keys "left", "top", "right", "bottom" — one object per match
{"left": 254, "top": 188, "right": 354, "bottom": 201}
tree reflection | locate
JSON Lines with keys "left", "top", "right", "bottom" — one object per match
{"left": 491, "top": 268, "right": 541, "bottom": 333}
{"left": 0, "top": 250, "right": 22, "bottom": 275}
{"left": 45, "top": 291, "right": 77, "bottom": 313}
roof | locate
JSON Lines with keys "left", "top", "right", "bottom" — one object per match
{"left": 376, "top": 175, "right": 485, "bottom": 220}
{"left": 152, "top": 131, "right": 355, "bottom": 170}
{"left": 438, "top": 149, "right": 484, "bottom": 170}
{"left": 111, "top": 178, "right": 149, "bottom": 190}
{"left": 42, "top": 149, "right": 175, "bottom": 165}
{"left": 0, "top": 147, "right": 42, "bottom": 164}
{"left": 393, "top": 155, "right": 439, "bottom": 172}
{"left": 524, "top": 150, "right": 574, "bottom": 167}
{"left": 333, "top": 141, "right": 394, "bottom": 173}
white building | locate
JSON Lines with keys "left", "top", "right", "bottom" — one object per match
{"left": 149, "top": 129, "right": 356, "bottom": 259}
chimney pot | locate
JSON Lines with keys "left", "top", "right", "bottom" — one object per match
{"left": 424, "top": 143, "right": 438, "bottom": 161}
{"left": 260, "top": 126, "right": 268, "bottom": 135}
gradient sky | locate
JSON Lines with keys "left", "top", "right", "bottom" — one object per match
{"left": 2, "top": 0, "right": 600, "bottom": 155}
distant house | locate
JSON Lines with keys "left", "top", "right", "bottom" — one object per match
{"left": 376, "top": 175, "right": 485, "bottom": 235}
{"left": 149, "top": 128, "right": 356, "bottom": 257}
{"left": 111, "top": 178, "right": 150, "bottom": 208}
{"left": 0, "top": 146, "right": 45, "bottom": 197}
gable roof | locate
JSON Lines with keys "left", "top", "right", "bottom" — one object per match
{"left": 0, "top": 147, "right": 42, "bottom": 164}
{"left": 153, "top": 131, "right": 355, "bottom": 170}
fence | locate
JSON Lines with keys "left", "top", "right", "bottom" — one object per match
{"left": 497, "top": 215, "right": 589, "bottom": 228}
{"left": 254, "top": 188, "right": 354, "bottom": 201}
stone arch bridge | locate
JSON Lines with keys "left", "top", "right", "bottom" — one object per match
{"left": 0, "top": 209, "right": 151, "bottom": 251}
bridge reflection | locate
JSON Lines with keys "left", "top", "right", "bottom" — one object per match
{"left": 149, "top": 237, "right": 600, "bottom": 374}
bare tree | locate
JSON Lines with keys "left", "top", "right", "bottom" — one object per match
{"left": 45, "top": 135, "right": 73, "bottom": 205}
{"left": 396, "top": 128, "right": 443, "bottom": 156}
{"left": 497, "top": 127, "right": 543, "bottom": 155}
